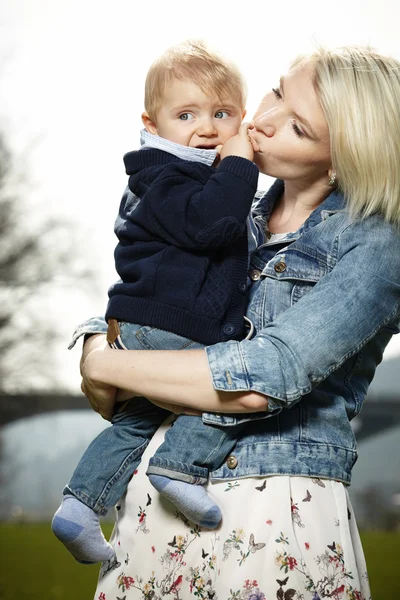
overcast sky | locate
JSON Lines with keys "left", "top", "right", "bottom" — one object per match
{"left": 1, "top": 0, "right": 400, "bottom": 389}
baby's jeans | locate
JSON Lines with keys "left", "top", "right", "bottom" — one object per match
{"left": 65, "top": 320, "right": 244, "bottom": 515}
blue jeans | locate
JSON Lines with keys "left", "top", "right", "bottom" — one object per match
{"left": 65, "top": 321, "right": 244, "bottom": 515}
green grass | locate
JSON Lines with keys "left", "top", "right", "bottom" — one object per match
{"left": 359, "top": 530, "right": 398, "bottom": 598}
{"left": 0, "top": 524, "right": 398, "bottom": 599}
{"left": 0, "top": 522, "right": 113, "bottom": 600}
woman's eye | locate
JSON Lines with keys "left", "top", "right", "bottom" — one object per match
{"left": 179, "top": 113, "right": 194, "bottom": 121}
{"left": 272, "top": 87, "right": 282, "bottom": 100}
{"left": 215, "top": 110, "right": 229, "bottom": 119}
{"left": 291, "top": 119, "right": 305, "bottom": 138}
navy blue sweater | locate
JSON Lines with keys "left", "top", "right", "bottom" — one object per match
{"left": 106, "top": 147, "right": 259, "bottom": 345}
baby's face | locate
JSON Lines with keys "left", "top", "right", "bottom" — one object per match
{"left": 152, "top": 77, "right": 244, "bottom": 149}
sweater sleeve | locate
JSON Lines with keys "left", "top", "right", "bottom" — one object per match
{"left": 128, "top": 156, "right": 259, "bottom": 249}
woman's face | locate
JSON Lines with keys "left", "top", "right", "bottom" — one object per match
{"left": 249, "top": 65, "right": 332, "bottom": 184}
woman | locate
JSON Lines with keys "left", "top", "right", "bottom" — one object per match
{"left": 79, "top": 46, "right": 400, "bottom": 599}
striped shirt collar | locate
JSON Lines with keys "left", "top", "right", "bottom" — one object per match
{"left": 140, "top": 129, "right": 218, "bottom": 167}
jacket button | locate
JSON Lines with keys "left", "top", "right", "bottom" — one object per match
{"left": 250, "top": 269, "right": 261, "bottom": 281}
{"left": 223, "top": 324, "right": 235, "bottom": 335}
{"left": 274, "top": 261, "right": 287, "bottom": 273}
{"left": 238, "top": 282, "right": 247, "bottom": 292}
{"left": 226, "top": 455, "right": 238, "bottom": 469}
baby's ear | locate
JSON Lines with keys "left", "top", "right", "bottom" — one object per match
{"left": 141, "top": 112, "right": 158, "bottom": 135}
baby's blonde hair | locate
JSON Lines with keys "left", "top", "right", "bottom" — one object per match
{"left": 144, "top": 40, "right": 247, "bottom": 122}
{"left": 292, "top": 46, "right": 400, "bottom": 226}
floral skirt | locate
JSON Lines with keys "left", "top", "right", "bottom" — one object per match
{"left": 94, "top": 422, "right": 371, "bottom": 600}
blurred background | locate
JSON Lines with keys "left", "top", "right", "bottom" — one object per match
{"left": 0, "top": 0, "right": 399, "bottom": 598}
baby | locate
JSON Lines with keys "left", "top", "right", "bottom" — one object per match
{"left": 52, "top": 40, "right": 261, "bottom": 564}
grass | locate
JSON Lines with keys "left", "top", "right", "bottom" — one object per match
{"left": 0, "top": 523, "right": 397, "bottom": 599}
{"left": 359, "top": 530, "right": 398, "bottom": 597}
{"left": 0, "top": 522, "right": 113, "bottom": 600}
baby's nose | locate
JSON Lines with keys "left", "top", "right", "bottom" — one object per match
{"left": 197, "top": 118, "right": 217, "bottom": 136}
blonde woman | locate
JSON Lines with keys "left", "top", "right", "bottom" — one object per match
{"left": 80, "top": 46, "right": 400, "bottom": 599}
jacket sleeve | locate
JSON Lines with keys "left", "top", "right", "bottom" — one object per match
{"left": 129, "top": 156, "right": 259, "bottom": 249}
{"left": 205, "top": 218, "right": 400, "bottom": 409}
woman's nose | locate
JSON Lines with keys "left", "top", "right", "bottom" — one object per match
{"left": 253, "top": 109, "right": 276, "bottom": 137}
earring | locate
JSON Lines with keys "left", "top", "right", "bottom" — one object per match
{"left": 328, "top": 171, "right": 337, "bottom": 186}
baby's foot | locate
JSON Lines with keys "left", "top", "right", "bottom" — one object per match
{"left": 51, "top": 495, "right": 115, "bottom": 564}
{"left": 149, "top": 475, "right": 221, "bottom": 529}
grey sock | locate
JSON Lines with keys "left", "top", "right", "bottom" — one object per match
{"left": 51, "top": 495, "right": 115, "bottom": 564}
{"left": 149, "top": 474, "right": 222, "bottom": 529}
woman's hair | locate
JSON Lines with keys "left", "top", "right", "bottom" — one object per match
{"left": 144, "top": 40, "right": 247, "bottom": 123}
{"left": 292, "top": 46, "right": 400, "bottom": 226}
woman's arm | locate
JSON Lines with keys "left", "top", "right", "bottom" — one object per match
{"left": 81, "top": 339, "right": 269, "bottom": 421}
{"left": 81, "top": 216, "right": 400, "bottom": 420}
{"left": 205, "top": 218, "right": 400, "bottom": 406}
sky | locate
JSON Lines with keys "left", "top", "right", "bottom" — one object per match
{"left": 1, "top": 0, "right": 400, "bottom": 389}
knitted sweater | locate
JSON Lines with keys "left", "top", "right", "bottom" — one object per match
{"left": 106, "top": 143, "right": 260, "bottom": 344}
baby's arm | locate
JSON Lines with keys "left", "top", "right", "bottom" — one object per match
{"left": 127, "top": 146, "right": 259, "bottom": 250}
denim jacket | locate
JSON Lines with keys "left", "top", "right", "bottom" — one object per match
{"left": 205, "top": 180, "right": 400, "bottom": 484}
{"left": 70, "top": 180, "right": 400, "bottom": 485}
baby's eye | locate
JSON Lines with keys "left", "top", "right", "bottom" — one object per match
{"left": 215, "top": 110, "right": 229, "bottom": 119}
{"left": 179, "top": 113, "right": 194, "bottom": 121}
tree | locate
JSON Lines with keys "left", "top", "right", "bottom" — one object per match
{"left": 0, "top": 132, "right": 99, "bottom": 392}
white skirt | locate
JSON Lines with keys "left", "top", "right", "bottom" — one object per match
{"left": 94, "top": 421, "right": 371, "bottom": 600}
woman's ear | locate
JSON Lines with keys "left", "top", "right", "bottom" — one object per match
{"left": 142, "top": 112, "right": 158, "bottom": 135}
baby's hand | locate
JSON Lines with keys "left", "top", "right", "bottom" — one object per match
{"left": 217, "top": 122, "right": 255, "bottom": 162}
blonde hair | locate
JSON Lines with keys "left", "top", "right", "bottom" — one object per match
{"left": 144, "top": 40, "right": 247, "bottom": 122}
{"left": 292, "top": 46, "right": 400, "bottom": 226}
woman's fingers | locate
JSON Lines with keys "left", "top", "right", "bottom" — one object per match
{"left": 81, "top": 381, "right": 100, "bottom": 413}
{"left": 85, "top": 384, "right": 116, "bottom": 420}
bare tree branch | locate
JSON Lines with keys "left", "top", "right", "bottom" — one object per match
{"left": 0, "top": 131, "right": 99, "bottom": 392}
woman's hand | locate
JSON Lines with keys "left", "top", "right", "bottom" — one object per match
{"left": 80, "top": 335, "right": 203, "bottom": 420}
{"left": 81, "top": 372, "right": 117, "bottom": 421}
{"left": 80, "top": 336, "right": 117, "bottom": 421}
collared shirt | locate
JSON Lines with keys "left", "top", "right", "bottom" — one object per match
{"left": 140, "top": 129, "right": 218, "bottom": 166}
